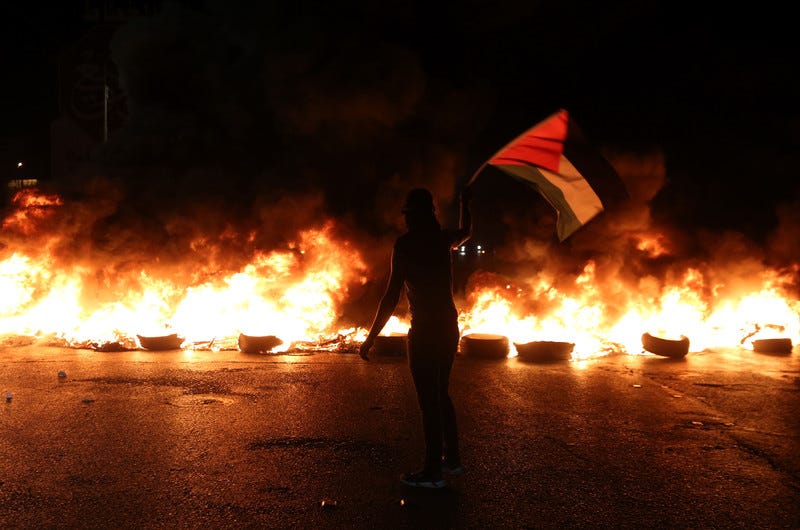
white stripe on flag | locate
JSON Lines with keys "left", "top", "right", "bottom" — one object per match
{"left": 492, "top": 155, "right": 604, "bottom": 240}
{"left": 547, "top": 154, "right": 604, "bottom": 225}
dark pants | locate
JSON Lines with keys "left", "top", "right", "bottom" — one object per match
{"left": 407, "top": 320, "right": 460, "bottom": 474}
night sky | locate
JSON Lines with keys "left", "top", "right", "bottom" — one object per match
{"left": 1, "top": 1, "right": 798, "bottom": 255}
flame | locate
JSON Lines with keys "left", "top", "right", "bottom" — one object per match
{"left": 459, "top": 264, "right": 608, "bottom": 359}
{"left": 460, "top": 262, "right": 800, "bottom": 360}
{"left": 634, "top": 232, "right": 670, "bottom": 258}
{"left": 0, "top": 207, "right": 369, "bottom": 351}
{"left": 1, "top": 190, "right": 799, "bottom": 360}
{"left": 2, "top": 189, "right": 63, "bottom": 236}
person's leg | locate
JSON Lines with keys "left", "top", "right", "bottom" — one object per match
{"left": 409, "top": 354, "right": 443, "bottom": 475}
{"left": 407, "top": 327, "right": 444, "bottom": 477}
{"left": 438, "top": 352, "right": 460, "bottom": 465}
{"left": 438, "top": 323, "right": 461, "bottom": 467}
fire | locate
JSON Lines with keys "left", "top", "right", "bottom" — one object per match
{"left": 458, "top": 261, "right": 800, "bottom": 360}
{"left": 705, "top": 288, "right": 800, "bottom": 349}
{"left": 634, "top": 232, "right": 669, "bottom": 258}
{"left": 459, "top": 265, "right": 610, "bottom": 359}
{"left": 2, "top": 189, "right": 63, "bottom": 235}
{"left": 168, "top": 227, "right": 368, "bottom": 351}
{"left": 0, "top": 191, "right": 369, "bottom": 351}
{"left": 1, "top": 189, "right": 798, "bottom": 359}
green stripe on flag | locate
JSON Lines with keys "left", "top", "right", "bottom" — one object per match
{"left": 492, "top": 163, "right": 602, "bottom": 241}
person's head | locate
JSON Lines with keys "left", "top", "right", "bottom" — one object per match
{"left": 401, "top": 188, "right": 439, "bottom": 230}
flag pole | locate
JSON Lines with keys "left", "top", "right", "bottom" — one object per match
{"left": 467, "top": 162, "right": 488, "bottom": 186}
{"left": 468, "top": 135, "right": 518, "bottom": 187}
{"left": 466, "top": 128, "right": 531, "bottom": 186}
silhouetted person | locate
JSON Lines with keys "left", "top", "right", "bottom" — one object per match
{"left": 360, "top": 186, "right": 472, "bottom": 488}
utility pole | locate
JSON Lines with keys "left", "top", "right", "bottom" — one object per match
{"left": 102, "top": 58, "right": 108, "bottom": 143}
{"left": 103, "top": 83, "right": 109, "bottom": 143}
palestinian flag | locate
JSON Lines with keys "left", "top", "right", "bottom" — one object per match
{"left": 472, "top": 109, "right": 629, "bottom": 241}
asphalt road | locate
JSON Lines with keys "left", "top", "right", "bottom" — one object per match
{"left": 0, "top": 342, "right": 798, "bottom": 529}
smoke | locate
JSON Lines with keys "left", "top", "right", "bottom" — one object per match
{"left": 5, "top": 1, "right": 798, "bottom": 330}
{"left": 8, "top": 1, "right": 491, "bottom": 287}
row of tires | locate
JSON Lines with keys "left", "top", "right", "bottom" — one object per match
{"left": 373, "top": 333, "right": 794, "bottom": 361}
{"left": 136, "top": 332, "right": 794, "bottom": 358}
{"left": 136, "top": 333, "right": 284, "bottom": 353}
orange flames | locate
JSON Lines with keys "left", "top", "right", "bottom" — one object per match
{"left": 459, "top": 262, "right": 800, "bottom": 359}
{"left": 2, "top": 189, "right": 63, "bottom": 236}
{"left": 0, "top": 190, "right": 369, "bottom": 351}
{"left": 1, "top": 189, "right": 798, "bottom": 358}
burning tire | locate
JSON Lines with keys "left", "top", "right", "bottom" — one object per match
{"left": 514, "top": 341, "right": 574, "bottom": 362}
{"left": 459, "top": 333, "right": 509, "bottom": 359}
{"left": 641, "top": 332, "right": 690, "bottom": 358}
{"left": 238, "top": 334, "right": 283, "bottom": 354}
{"left": 137, "top": 334, "right": 184, "bottom": 351}
{"left": 752, "top": 338, "right": 793, "bottom": 354}
{"left": 92, "top": 341, "right": 128, "bottom": 352}
{"left": 372, "top": 334, "right": 407, "bottom": 356}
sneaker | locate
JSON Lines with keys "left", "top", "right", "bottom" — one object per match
{"left": 400, "top": 470, "right": 446, "bottom": 489}
{"left": 441, "top": 460, "right": 465, "bottom": 477}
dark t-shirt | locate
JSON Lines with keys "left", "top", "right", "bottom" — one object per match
{"left": 393, "top": 226, "right": 469, "bottom": 326}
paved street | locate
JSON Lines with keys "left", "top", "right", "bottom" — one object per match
{"left": 1, "top": 342, "right": 798, "bottom": 529}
